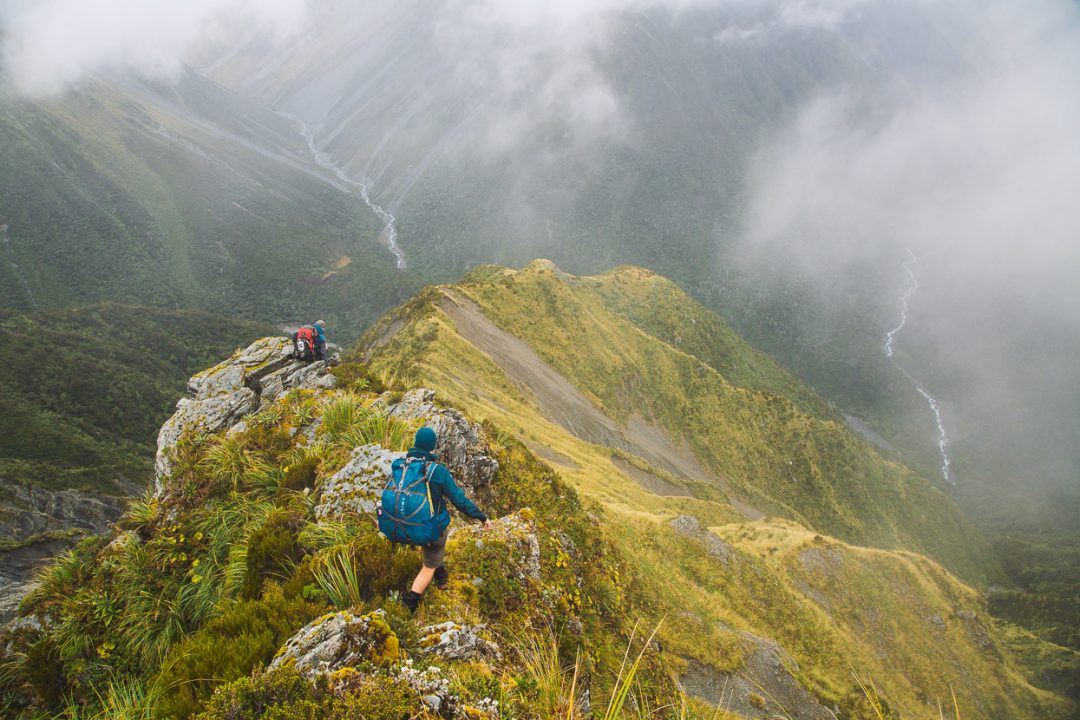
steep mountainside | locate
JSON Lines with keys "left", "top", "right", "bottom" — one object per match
{"left": 359, "top": 261, "right": 995, "bottom": 584}
{"left": 351, "top": 261, "right": 1078, "bottom": 718}
{"left": 0, "top": 71, "right": 418, "bottom": 336}
{"left": 3, "top": 330, "right": 1073, "bottom": 720}
{"left": 0, "top": 304, "right": 265, "bottom": 619}
{"left": 202, "top": 0, "right": 1080, "bottom": 554}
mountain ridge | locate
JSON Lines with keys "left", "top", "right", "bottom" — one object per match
{"left": 359, "top": 259, "right": 996, "bottom": 584}
{"left": 1, "top": 273, "right": 1073, "bottom": 718}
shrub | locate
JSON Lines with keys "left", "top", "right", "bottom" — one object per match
{"left": 280, "top": 455, "right": 320, "bottom": 493}
{"left": 153, "top": 586, "right": 321, "bottom": 720}
{"left": 241, "top": 511, "right": 304, "bottom": 600}
{"left": 194, "top": 666, "right": 328, "bottom": 720}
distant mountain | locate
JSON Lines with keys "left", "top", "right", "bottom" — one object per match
{"left": 0, "top": 70, "right": 419, "bottom": 337}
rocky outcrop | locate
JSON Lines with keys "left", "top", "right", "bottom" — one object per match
{"left": 454, "top": 510, "right": 541, "bottom": 582}
{"left": 269, "top": 609, "right": 399, "bottom": 679}
{"left": 669, "top": 515, "right": 736, "bottom": 566}
{"left": 0, "top": 484, "right": 129, "bottom": 624}
{"left": 314, "top": 389, "right": 499, "bottom": 522}
{"left": 315, "top": 444, "right": 401, "bottom": 519}
{"left": 681, "top": 629, "right": 838, "bottom": 720}
{"left": 418, "top": 621, "right": 501, "bottom": 661}
{"left": 0, "top": 483, "right": 126, "bottom": 544}
{"left": 386, "top": 389, "right": 498, "bottom": 496}
{"left": 154, "top": 337, "right": 335, "bottom": 492}
{"left": 268, "top": 610, "right": 485, "bottom": 716}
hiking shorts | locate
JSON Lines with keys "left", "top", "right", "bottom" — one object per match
{"left": 422, "top": 526, "right": 449, "bottom": 569}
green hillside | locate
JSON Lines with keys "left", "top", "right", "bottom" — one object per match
{"left": 361, "top": 261, "right": 997, "bottom": 585}
{"left": 2, "top": 323, "right": 1072, "bottom": 719}
{"left": 0, "top": 304, "right": 267, "bottom": 498}
{"left": 0, "top": 75, "right": 420, "bottom": 337}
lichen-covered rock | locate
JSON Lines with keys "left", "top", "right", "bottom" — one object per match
{"left": 455, "top": 510, "right": 541, "bottom": 581}
{"left": 418, "top": 621, "right": 501, "bottom": 661}
{"left": 270, "top": 609, "right": 399, "bottom": 679}
{"left": 386, "top": 389, "right": 498, "bottom": 495}
{"left": 395, "top": 659, "right": 457, "bottom": 714}
{"left": 315, "top": 444, "right": 403, "bottom": 519}
{"left": 155, "top": 336, "right": 336, "bottom": 492}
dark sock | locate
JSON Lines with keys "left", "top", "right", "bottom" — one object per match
{"left": 433, "top": 565, "right": 449, "bottom": 588}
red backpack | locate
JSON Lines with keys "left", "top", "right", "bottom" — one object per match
{"left": 294, "top": 326, "right": 317, "bottom": 361}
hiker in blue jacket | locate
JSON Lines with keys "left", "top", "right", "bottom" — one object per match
{"left": 313, "top": 320, "right": 328, "bottom": 361}
{"left": 402, "top": 427, "right": 491, "bottom": 612}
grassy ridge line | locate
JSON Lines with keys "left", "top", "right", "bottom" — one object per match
{"left": 357, "top": 268, "right": 1071, "bottom": 718}
{"left": 584, "top": 265, "right": 837, "bottom": 420}
{"left": 355, "top": 287, "right": 748, "bottom": 527}
{"left": 441, "top": 261, "right": 996, "bottom": 584}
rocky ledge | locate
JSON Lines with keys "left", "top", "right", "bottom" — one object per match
{"left": 154, "top": 337, "right": 336, "bottom": 492}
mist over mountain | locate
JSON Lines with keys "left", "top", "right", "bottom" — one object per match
{"left": 3, "top": 0, "right": 1078, "bottom": 517}
{"left": 158, "top": 0, "right": 1079, "bottom": 507}
{"left": 2, "top": 2, "right": 1080, "bottom": 711}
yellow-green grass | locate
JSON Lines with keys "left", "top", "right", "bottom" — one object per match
{"left": 358, "top": 261, "right": 1071, "bottom": 719}
{"left": 361, "top": 260, "right": 994, "bottom": 584}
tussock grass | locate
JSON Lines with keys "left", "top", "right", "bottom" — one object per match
{"left": 339, "top": 411, "right": 413, "bottom": 452}
{"left": 312, "top": 547, "right": 364, "bottom": 610}
{"left": 56, "top": 676, "right": 159, "bottom": 720}
{"left": 319, "top": 392, "right": 367, "bottom": 442}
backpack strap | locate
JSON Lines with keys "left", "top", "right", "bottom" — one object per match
{"left": 406, "top": 457, "right": 435, "bottom": 513}
{"left": 424, "top": 462, "right": 434, "bottom": 514}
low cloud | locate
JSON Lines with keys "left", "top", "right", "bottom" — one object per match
{"left": 0, "top": 0, "right": 308, "bottom": 95}
{"left": 734, "top": 0, "right": 1080, "bottom": 489}
{"left": 737, "top": 0, "right": 1080, "bottom": 317}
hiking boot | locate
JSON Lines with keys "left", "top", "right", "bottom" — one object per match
{"left": 402, "top": 590, "right": 423, "bottom": 613}
{"left": 433, "top": 565, "right": 449, "bottom": 589}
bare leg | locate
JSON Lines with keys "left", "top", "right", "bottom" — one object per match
{"left": 411, "top": 566, "right": 436, "bottom": 594}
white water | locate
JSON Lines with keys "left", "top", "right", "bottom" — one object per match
{"left": 295, "top": 121, "right": 406, "bottom": 270}
{"left": 882, "top": 249, "right": 954, "bottom": 485}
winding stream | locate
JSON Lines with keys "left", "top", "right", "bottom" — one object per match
{"left": 882, "top": 249, "right": 954, "bottom": 485}
{"left": 296, "top": 121, "right": 407, "bottom": 270}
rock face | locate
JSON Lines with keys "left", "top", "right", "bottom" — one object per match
{"left": 669, "top": 515, "right": 736, "bottom": 566}
{"left": 316, "top": 444, "right": 402, "bottom": 519}
{"left": 269, "top": 610, "right": 400, "bottom": 679}
{"left": 154, "top": 337, "right": 335, "bottom": 492}
{"left": 455, "top": 510, "right": 542, "bottom": 582}
{"left": 418, "top": 621, "right": 501, "bottom": 661}
{"left": 315, "top": 389, "right": 499, "bottom": 522}
{"left": 0, "top": 484, "right": 129, "bottom": 624}
{"left": 681, "top": 630, "right": 838, "bottom": 720}
{"left": 386, "top": 389, "right": 498, "bottom": 496}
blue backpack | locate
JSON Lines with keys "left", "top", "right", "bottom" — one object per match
{"left": 377, "top": 457, "right": 450, "bottom": 545}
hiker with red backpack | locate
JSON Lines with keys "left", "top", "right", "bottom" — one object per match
{"left": 378, "top": 427, "right": 491, "bottom": 613}
{"left": 292, "top": 320, "right": 328, "bottom": 361}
